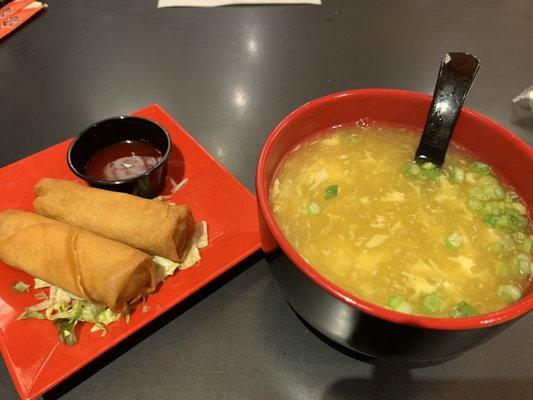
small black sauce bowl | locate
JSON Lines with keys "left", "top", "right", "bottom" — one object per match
{"left": 67, "top": 116, "right": 171, "bottom": 198}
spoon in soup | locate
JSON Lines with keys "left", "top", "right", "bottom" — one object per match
{"left": 414, "top": 52, "right": 480, "bottom": 167}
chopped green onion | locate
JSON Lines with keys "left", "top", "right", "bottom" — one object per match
{"left": 451, "top": 301, "right": 478, "bottom": 318}
{"left": 324, "top": 184, "right": 339, "bottom": 200}
{"left": 465, "top": 172, "right": 477, "bottom": 185}
{"left": 395, "top": 302, "right": 414, "bottom": 315}
{"left": 494, "top": 214, "right": 511, "bottom": 230}
{"left": 435, "top": 174, "right": 448, "bottom": 184}
{"left": 478, "top": 175, "right": 497, "bottom": 186}
{"left": 483, "top": 214, "right": 505, "bottom": 228}
{"left": 512, "top": 232, "right": 526, "bottom": 244}
{"left": 451, "top": 167, "right": 465, "bottom": 183}
{"left": 407, "top": 163, "right": 421, "bottom": 176}
{"left": 467, "top": 197, "right": 483, "bottom": 211}
{"left": 444, "top": 232, "right": 462, "bottom": 250}
{"left": 422, "top": 292, "right": 442, "bottom": 315}
{"left": 508, "top": 212, "right": 527, "bottom": 232}
{"left": 511, "top": 202, "right": 527, "bottom": 215}
{"left": 307, "top": 202, "right": 320, "bottom": 215}
{"left": 488, "top": 213, "right": 527, "bottom": 233}
{"left": 428, "top": 169, "right": 442, "bottom": 180}
{"left": 483, "top": 185, "right": 505, "bottom": 200}
{"left": 404, "top": 162, "right": 445, "bottom": 181}
{"left": 482, "top": 204, "right": 498, "bottom": 216}
{"left": 470, "top": 161, "right": 490, "bottom": 174}
{"left": 11, "top": 281, "right": 30, "bottom": 293}
{"left": 388, "top": 294, "right": 403, "bottom": 309}
{"left": 515, "top": 254, "right": 531, "bottom": 276}
{"left": 387, "top": 294, "right": 413, "bottom": 314}
{"left": 473, "top": 187, "right": 489, "bottom": 201}
{"left": 505, "top": 191, "right": 519, "bottom": 203}
{"left": 492, "top": 186, "right": 505, "bottom": 200}
{"left": 498, "top": 284, "right": 522, "bottom": 303}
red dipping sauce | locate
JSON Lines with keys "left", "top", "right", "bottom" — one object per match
{"left": 85, "top": 140, "right": 162, "bottom": 181}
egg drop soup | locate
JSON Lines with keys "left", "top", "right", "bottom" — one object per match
{"left": 269, "top": 124, "right": 532, "bottom": 317}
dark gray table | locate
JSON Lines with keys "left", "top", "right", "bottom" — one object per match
{"left": 1, "top": 1, "right": 532, "bottom": 399}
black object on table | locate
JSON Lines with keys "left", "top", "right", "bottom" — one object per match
{"left": 415, "top": 52, "right": 480, "bottom": 167}
{"left": 1, "top": 1, "right": 532, "bottom": 399}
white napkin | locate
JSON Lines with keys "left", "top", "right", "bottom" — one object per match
{"left": 158, "top": 0, "right": 321, "bottom": 7}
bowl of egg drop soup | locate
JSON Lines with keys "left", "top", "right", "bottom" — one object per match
{"left": 256, "top": 89, "right": 533, "bottom": 365}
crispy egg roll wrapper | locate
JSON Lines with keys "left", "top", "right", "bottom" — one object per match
{"left": 0, "top": 210, "right": 156, "bottom": 312}
{"left": 34, "top": 178, "right": 195, "bottom": 262}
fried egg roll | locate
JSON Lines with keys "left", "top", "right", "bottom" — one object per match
{"left": 0, "top": 210, "right": 155, "bottom": 312}
{"left": 34, "top": 178, "right": 195, "bottom": 262}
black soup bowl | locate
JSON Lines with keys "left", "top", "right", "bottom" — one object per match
{"left": 255, "top": 89, "right": 533, "bottom": 366}
{"left": 68, "top": 116, "right": 171, "bottom": 198}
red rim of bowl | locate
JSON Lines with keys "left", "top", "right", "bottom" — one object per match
{"left": 256, "top": 88, "right": 533, "bottom": 331}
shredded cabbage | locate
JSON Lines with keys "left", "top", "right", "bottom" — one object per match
{"left": 153, "top": 256, "right": 181, "bottom": 283}
{"left": 34, "top": 278, "right": 51, "bottom": 289}
{"left": 34, "top": 291, "right": 48, "bottom": 301}
{"left": 90, "top": 323, "right": 107, "bottom": 337}
{"left": 20, "top": 280, "right": 121, "bottom": 346}
{"left": 194, "top": 221, "right": 208, "bottom": 249}
{"left": 19, "top": 220, "right": 208, "bottom": 345}
{"left": 153, "top": 221, "right": 208, "bottom": 283}
{"left": 11, "top": 281, "right": 30, "bottom": 293}
{"left": 56, "top": 319, "right": 78, "bottom": 346}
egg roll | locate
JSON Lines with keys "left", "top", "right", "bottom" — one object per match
{"left": 0, "top": 209, "right": 155, "bottom": 312}
{"left": 34, "top": 178, "right": 195, "bottom": 262}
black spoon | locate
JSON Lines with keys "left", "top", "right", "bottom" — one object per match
{"left": 415, "top": 52, "right": 480, "bottom": 167}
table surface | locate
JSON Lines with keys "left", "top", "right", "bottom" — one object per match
{"left": 1, "top": 1, "right": 532, "bottom": 399}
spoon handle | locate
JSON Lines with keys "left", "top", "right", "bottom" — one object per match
{"left": 415, "top": 53, "right": 480, "bottom": 167}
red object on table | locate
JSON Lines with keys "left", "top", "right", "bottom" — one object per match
{"left": 0, "top": 104, "right": 261, "bottom": 400}
{"left": 0, "top": 0, "right": 46, "bottom": 40}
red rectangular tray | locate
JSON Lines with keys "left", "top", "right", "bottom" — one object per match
{"left": 0, "top": 104, "right": 261, "bottom": 400}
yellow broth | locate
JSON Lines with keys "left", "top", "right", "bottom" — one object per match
{"left": 270, "top": 124, "right": 532, "bottom": 317}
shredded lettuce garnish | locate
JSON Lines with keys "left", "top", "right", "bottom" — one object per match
{"left": 153, "top": 221, "right": 208, "bottom": 283}
{"left": 124, "top": 309, "right": 131, "bottom": 324}
{"left": 19, "top": 281, "right": 121, "bottom": 346}
{"left": 20, "top": 309, "right": 45, "bottom": 320}
{"left": 18, "top": 220, "right": 208, "bottom": 345}
{"left": 90, "top": 323, "right": 107, "bottom": 337}
{"left": 56, "top": 319, "right": 79, "bottom": 346}
{"left": 153, "top": 256, "right": 181, "bottom": 283}
{"left": 34, "top": 291, "right": 48, "bottom": 301}
{"left": 11, "top": 281, "right": 30, "bottom": 293}
{"left": 194, "top": 221, "right": 208, "bottom": 249}
{"left": 34, "top": 278, "right": 51, "bottom": 289}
